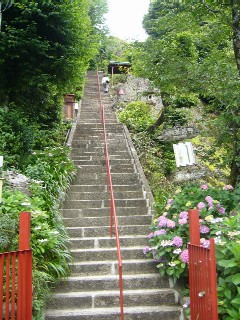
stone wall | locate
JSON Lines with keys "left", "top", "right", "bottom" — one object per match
{"left": 113, "top": 75, "right": 163, "bottom": 115}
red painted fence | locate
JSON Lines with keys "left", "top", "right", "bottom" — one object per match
{"left": 188, "top": 209, "right": 218, "bottom": 320}
{"left": 0, "top": 212, "right": 32, "bottom": 320}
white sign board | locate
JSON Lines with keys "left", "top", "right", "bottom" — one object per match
{"left": 173, "top": 142, "right": 196, "bottom": 167}
{"left": 0, "top": 156, "right": 3, "bottom": 167}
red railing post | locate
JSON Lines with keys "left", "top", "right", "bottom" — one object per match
{"left": 0, "top": 254, "right": 3, "bottom": 319}
{"left": 188, "top": 209, "right": 218, "bottom": 320}
{"left": 188, "top": 209, "right": 200, "bottom": 245}
{"left": 209, "top": 238, "right": 218, "bottom": 319}
{"left": 17, "top": 212, "right": 32, "bottom": 320}
{"left": 19, "top": 212, "right": 31, "bottom": 251}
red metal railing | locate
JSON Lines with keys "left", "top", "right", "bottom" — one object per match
{"left": 96, "top": 71, "right": 124, "bottom": 319}
{"left": 188, "top": 209, "right": 218, "bottom": 320}
{"left": 0, "top": 212, "right": 32, "bottom": 320}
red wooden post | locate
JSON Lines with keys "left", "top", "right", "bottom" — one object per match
{"left": 19, "top": 212, "right": 31, "bottom": 251}
{"left": 17, "top": 212, "right": 32, "bottom": 320}
{"left": 188, "top": 209, "right": 218, "bottom": 320}
{"left": 209, "top": 238, "right": 218, "bottom": 319}
{"left": 188, "top": 209, "right": 200, "bottom": 245}
{"left": 0, "top": 255, "right": 3, "bottom": 319}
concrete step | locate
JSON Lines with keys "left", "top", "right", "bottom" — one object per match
{"left": 68, "top": 235, "right": 150, "bottom": 249}
{"left": 47, "top": 288, "right": 178, "bottom": 310}
{"left": 60, "top": 206, "right": 150, "bottom": 218}
{"left": 45, "top": 305, "right": 182, "bottom": 320}
{"left": 69, "top": 259, "right": 158, "bottom": 276}
{"left": 71, "top": 152, "right": 131, "bottom": 159}
{"left": 54, "top": 274, "right": 169, "bottom": 293}
{"left": 72, "top": 159, "right": 133, "bottom": 165}
{"left": 69, "top": 184, "right": 143, "bottom": 193}
{"left": 62, "top": 199, "right": 147, "bottom": 209}
{"left": 63, "top": 215, "right": 151, "bottom": 227}
{"left": 75, "top": 164, "right": 135, "bottom": 173}
{"left": 66, "top": 225, "right": 150, "bottom": 238}
{"left": 72, "top": 173, "right": 140, "bottom": 185}
{"left": 65, "top": 191, "right": 143, "bottom": 200}
{"left": 70, "top": 247, "right": 146, "bottom": 261}
{"left": 72, "top": 138, "right": 128, "bottom": 146}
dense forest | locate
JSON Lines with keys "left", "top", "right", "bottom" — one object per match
{"left": 0, "top": 1, "right": 239, "bottom": 319}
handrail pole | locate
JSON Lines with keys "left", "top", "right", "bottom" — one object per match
{"left": 96, "top": 70, "right": 124, "bottom": 319}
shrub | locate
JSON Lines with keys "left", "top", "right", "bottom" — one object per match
{"left": 144, "top": 183, "right": 240, "bottom": 318}
{"left": 0, "top": 187, "right": 72, "bottom": 318}
{"left": 118, "top": 101, "right": 155, "bottom": 131}
{"left": 173, "top": 93, "right": 199, "bottom": 108}
{"left": 164, "top": 108, "right": 188, "bottom": 127}
{"left": 24, "top": 146, "right": 76, "bottom": 219}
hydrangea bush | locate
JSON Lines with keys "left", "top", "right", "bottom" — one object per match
{"left": 144, "top": 183, "right": 240, "bottom": 318}
{"left": 144, "top": 183, "right": 239, "bottom": 280}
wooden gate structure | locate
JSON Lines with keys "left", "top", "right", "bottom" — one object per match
{"left": 0, "top": 212, "right": 32, "bottom": 320}
{"left": 188, "top": 209, "right": 218, "bottom": 320}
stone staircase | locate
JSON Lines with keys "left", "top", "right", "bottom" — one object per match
{"left": 45, "top": 72, "right": 183, "bottom": 320}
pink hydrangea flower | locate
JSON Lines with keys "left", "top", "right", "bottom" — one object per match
{"left": 179, "top": 211, "right": 188, "bottom": 219}
{"left": 200, "top": 225, "right": 210, "bottom": 234}
{"left": 167, "top": 199, "right": 174, "bottom": 206}
{"left": 178, "top": 218, "right": 188, "bottom": 225}
{"left": 172, "top": 236, "right": 183, "bottom": 247}
{"left": 154, "top": 229, "right": 167, "bottom": 236}
{"left": 217, "top": 206, "right": 226, "bottom": 214}
{"left": 201, "top": 239, "right": 210, "bottom": 248}
{"left": 200, "top": 184, "right": 208, "bottom": 190}
{"left": 158, "top": 216, "right": 169, "bottom": 227}
{"left": 148, "top": 232, "right": 154, "bottom": 238}
{"left": 167, "top": 220, "right": 176, "bottom": 228}
{"left": 205, "top": 196, "right": 214, "bottom": 205}
{"left": 180, "top": 249, "right": 189, "bottom": 264}
{"left": 197, "top": 202, "right": 206, "bottom": 210}
{"left": 143, "top": 246, "right": 151, "bottom": 254}
{"left": 223, "top": 185, "right": 234, "bottom": 191}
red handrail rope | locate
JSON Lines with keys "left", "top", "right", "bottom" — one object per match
{"left": 96, "top": 71, "right": 124, "bottom": 320}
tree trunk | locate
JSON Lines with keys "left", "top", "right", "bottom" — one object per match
{"left": 147, "top": 92, "right": 169, "bottom": 134}
{"left": 147, "top": 109, "right": 165, "bottom": 134}
{"left": 229, "top": 0, "right": 240, "bottom": 186}
{"left": 232, "top": 0, "right": 240, "bottom": 74}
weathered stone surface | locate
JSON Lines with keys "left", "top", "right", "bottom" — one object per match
{"left": 173, "top": 166, "right": 205, "bottom": 183}
{"left": 112, "top": 74, "right": 163, "bottom": 115}
{"left": 157, "top": 126, "right": 200, "bottom": 142}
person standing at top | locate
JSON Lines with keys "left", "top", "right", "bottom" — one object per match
{"left": 102, "top": 74, "right": 110, "bottom": 93}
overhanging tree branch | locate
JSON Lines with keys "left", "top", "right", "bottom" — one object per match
{"left": 0, "top": 1, "right": 14, "bottom": 31}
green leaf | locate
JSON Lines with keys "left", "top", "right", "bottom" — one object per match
{"left": 218, "top": 260, "right": 238, "bottom": 268}
{"left": 231, "top": 274, "right": 240, "bottom": 286}
{"left": 227, "top": 308, "right": 240, "bottom": 318}
{"left": 218, "top": 277, "right": 225, "bottom": 286}
{"left": 231, "top": 297, "right": 240, "bottom": 308}
{"left": 224, "top": 289, "right": 232, "bottom": 300}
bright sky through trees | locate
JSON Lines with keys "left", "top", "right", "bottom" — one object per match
{"left": 105, "top": 0, "right": 151, "bottom": 41}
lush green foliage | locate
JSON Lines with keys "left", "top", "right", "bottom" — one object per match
{"left": 118, "top": 101, "right": 155, "bottom": 131}
{"left": 97, "top": 36, "right": 133, "bottom": 70}
{"left": 25, "top": 146, "right": 76, "bottom": 218}
{"left": 0, "top": 0, "right": 106, "bottom": 125}
{"left": 144, "top": 183, "right": 240, "bottom": 319}
{"left": 132, "top": 1, "right": 240, "bottom": 186}
{"left": 0, "top": 143, "right": 75, "bottom": 317}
